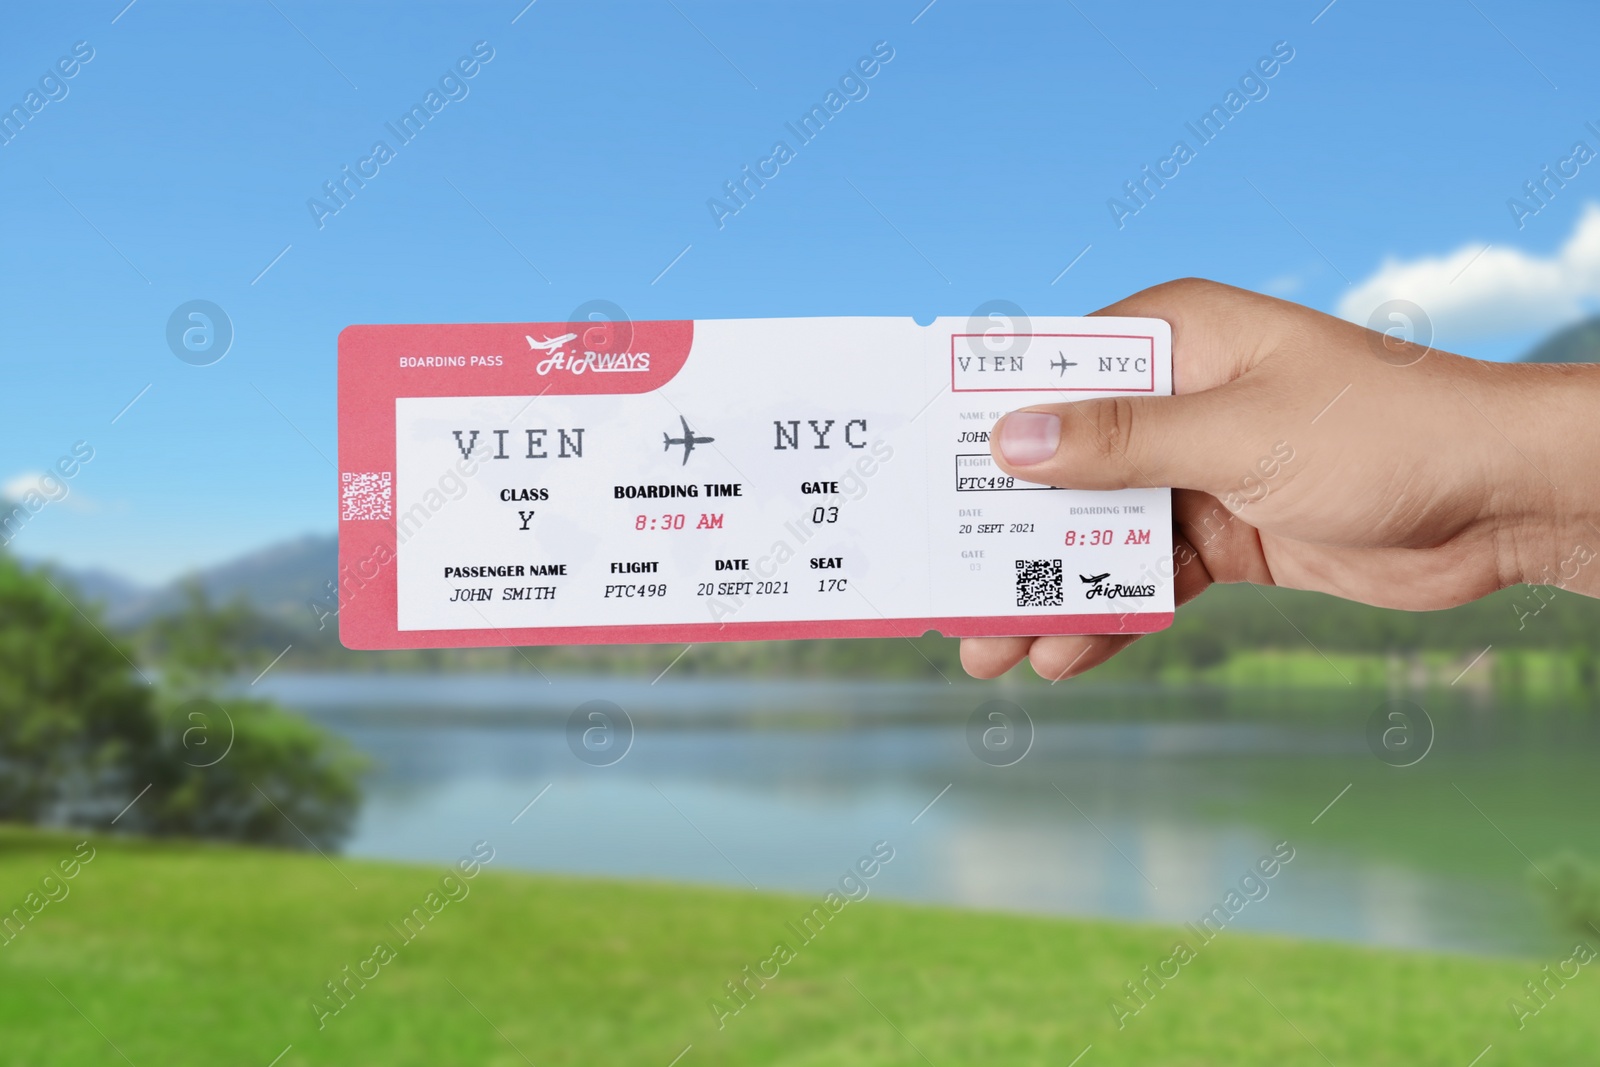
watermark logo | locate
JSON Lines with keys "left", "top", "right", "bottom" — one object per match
{"left": 963, "top": 299, "right": 1033, "bottom": 363}
{"left": 307, "top": 42, "right": 495, "bottom": 230}
{"left": 965, "top": 699, "right": 1034, "bottom": 767}
{"left": 708, "top": 840, "right": 895, "bottom": 1030}
{"left": 1365, "top": 699, "right": 1434, "bottom": 767}
{"left": 1365, "top": 299, "right": 1432, "bottom": 367}
{"left": 0, "top": 841, "right": 96, "bottom": 952}
{"left": 530, "top": 300, "right": 649, "bottom": 376}
{"left": 177, "top": 697, "right": 235, "bottom": 768}
{"left": 566, "top": 700, "right": 633, "bottom": 766}
{"left": 706, "top": 41, "right": 895, "bottom": 230}
{"left": 1507, "top": 119, "right": 1600, "bottom": 230}
{"left": 0, "top": 41, "right": 95, "bottom": 149}
{"left": 166, "top": 300, "right": 233, "bottom": 366}
{"left": 1107, "top": 41, "right": 1295, "bottom": 229}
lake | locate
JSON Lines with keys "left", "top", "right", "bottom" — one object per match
{"left": 255, "top": 673, "right": 1600, "bottom": 958}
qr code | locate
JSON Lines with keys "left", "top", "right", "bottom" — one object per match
{"left": 1015, "top": 559, "right": 1063, "bottom": 607}
{"left": 341, "top": 471, "right": 392, "bottom": 521}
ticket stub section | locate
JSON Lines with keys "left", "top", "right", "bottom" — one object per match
{"left": 927, "top": 324, "right": 1174, "bottom": 634}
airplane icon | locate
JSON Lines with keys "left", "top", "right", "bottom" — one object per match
{"left": 1080, "top": 572, "right": 1110, "bottom": 584}
{"left": 1050, "top": 351, "right": 1078, "bottom": 376}
{"left": 663, "top": 415, "right": 714, "bottom": 465}
{"left": 525, "top": 332, "right": 578, "bottom": 352}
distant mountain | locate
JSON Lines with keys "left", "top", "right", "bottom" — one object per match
{"left": 43, "top": 533, "right": 336, "bottom": 628}
{"left": 39, "top": 564, "right": 148, "bottom": 618}
{"left": 156, "top": 532, "right": 336, "bottom": 622}
{"left": 1521, "top": 314, "right": 1600, "bottom": 363}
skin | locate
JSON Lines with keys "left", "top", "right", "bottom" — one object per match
{"left": 961, "top": 278, "right": 1600, "bottom": 682}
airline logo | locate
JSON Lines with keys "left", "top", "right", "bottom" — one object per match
{"left": 527, "top": 332, "right": 651, "bottom": 376}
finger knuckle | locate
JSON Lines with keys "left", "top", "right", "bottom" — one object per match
{"left": 1086, "top": 397, "right": 1137, "bottom": 468}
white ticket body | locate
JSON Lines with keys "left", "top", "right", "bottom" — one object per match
{"left": 337, "top": 316, "right": 1174, "bottom": 649}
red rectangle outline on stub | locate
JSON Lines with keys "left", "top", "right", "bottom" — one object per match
{"left": 338, "top": 320, "right": 1172, "bottom": 650}
{"left": 949, "top": 333, "right": 1157, "bottom": 393}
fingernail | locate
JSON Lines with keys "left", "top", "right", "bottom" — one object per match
{"left": 997, "top": 411, "right": 1059, "bottom": 466}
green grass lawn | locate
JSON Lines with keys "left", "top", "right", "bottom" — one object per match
{"left": 3, "top": 827, "right": 1598, "bottom": 1066}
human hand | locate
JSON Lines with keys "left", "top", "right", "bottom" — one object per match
{"left": 960, "top": 278, "right": 1600, "bottom": 681}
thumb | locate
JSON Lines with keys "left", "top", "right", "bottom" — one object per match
{"left": 989, "top": 389, "right": 1259, "bottom": 492}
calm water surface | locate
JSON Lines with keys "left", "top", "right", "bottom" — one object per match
{"left": 257, "top": 674, "right": 1600, "bottom": 958}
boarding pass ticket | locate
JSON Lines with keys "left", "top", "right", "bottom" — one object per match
{"left": 337, "top": 316, "right": 1174, "bottom": 649}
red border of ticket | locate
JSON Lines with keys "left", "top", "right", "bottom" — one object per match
{"left": 338, "top": 321, "right": 1173, "bottom": 650}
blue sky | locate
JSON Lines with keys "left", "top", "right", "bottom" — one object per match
{"left": 3, "top": 0, "right": 1598, "bottom": 583}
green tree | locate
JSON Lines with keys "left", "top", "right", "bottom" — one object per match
{"left": 140, "top": 580, "right": 285, "bottom": 684}
{"left": 128, "top": 693, "right": 365, "bottom": 849}
{"left": 1536, "top": 852, "right": 1600, "bottom": 937}
{"left": 0, "top": 556, "right": 363, "bottom": 850}
{"left": 0, "top": 555, "right": 155, "bottom": 823}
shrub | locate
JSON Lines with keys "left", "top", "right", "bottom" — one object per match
{"left": 0, "top": 555, "right": 362, "bottom": 851}
{"left": 0, "top": 556, "right": 156, "bottom": 824}
{"left": 1535, "top": 852, "right": 1600, "bottom": 937}
{"left": 122, "top": 695, "right": 365, "bottom": 850}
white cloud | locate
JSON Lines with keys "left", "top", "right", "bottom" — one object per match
{"left": 1338, "top": 202, "right": 1600, "bottom": 339}
{"left": 2, "top": 471, "right": 90, "bottom": 510}
{"left": 2, "top": 472, "right": 50, "bottom": 502}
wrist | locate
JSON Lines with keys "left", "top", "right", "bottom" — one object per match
{"left": 1481, "top": 361, "right": 1600, "bottom": 594}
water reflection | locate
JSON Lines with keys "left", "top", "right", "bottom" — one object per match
{"left": 255, "top": 674, "right": 1600, "bottom": 957}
